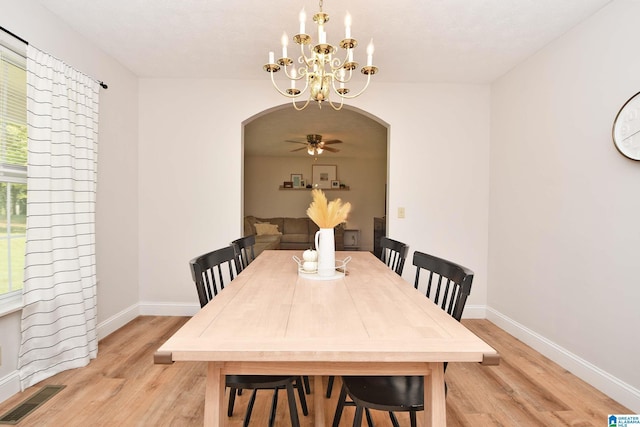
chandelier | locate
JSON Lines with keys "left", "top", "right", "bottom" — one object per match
{"left": 263, "top": 0, "right": 378, "bottom": 111}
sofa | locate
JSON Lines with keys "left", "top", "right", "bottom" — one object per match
{"left": 244, "top": 215, "right": 344, "bottom": 257}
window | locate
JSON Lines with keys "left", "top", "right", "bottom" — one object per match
{"left": 0, "top": 38, "right": 27, "bottom": 300}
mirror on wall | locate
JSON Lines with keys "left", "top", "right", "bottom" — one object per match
{"left": 243, "top": 105, "right": 388, "bottom": 252}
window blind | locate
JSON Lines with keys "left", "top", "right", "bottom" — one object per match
{"left": 0, "top": 40, "right": 27, "bottom": 176}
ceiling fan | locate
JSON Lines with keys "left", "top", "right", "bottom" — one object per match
{"left": 287, "top": 134, "right": 342, "bottom": 155}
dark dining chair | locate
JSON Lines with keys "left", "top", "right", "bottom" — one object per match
{"left": 189, "top": 246, "right": 308, "bottom": 426}
{"left": 230, "top": 236, "right": 314, "bottom": 396}
{"left": 379, "top": 236, "right": 409, "bottom": 275}
{"left": 190, "top": 246, "right": 240, "bottom": 307}
{"left": 231, "top": 234, "right": 257, "bottom": 271}
{"left": 331, "top": 250, "right": 474, "bottom": 427}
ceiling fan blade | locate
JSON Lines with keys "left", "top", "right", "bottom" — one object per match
{"left": 322, "top": 139, "right": 343, "bottom": 145}
{"left": 324, "top": 147, "right": 340, "bottom": 152}
{"left": 290, "top": 146, "right": 307, "bottom": 152}
{"left": 285, "top": 140, "right": 306, "bottom": 145}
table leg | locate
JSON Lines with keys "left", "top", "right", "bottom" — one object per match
{"left": 423, "top": 362, "right": 446, "bottom": 427}
{"left": 314, "top": 375, "right": 325, "bottom": 426}
{"left": 204, "top": 362, "right": 225, "bottom": 427}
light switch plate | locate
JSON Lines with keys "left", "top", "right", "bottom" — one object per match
{"left": 398, "top": 207, "right": 405, "bottom": 218}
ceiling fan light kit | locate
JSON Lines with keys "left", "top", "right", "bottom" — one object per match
{"left": 263, "top": 0, "right": 377, "bottom": 111}
{"left": 288, "top": 133, "right": 342, "bottom": 156}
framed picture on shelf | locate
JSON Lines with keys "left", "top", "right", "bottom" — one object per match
{"left": 291, "top": 174, "right": 303, "bottom": 188}
{"left": 283, "top": 181, "right": 293, "bottom": 188}
{"left": 331, "top": 180, "right": 340, "bottom": 189}
{"left": 312, "top": 164, "right": 337, "bottom": 189}
{"left": 300, "top": 179, "right": 306, "bottom": 188}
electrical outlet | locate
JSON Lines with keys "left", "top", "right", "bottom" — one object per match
{"left": 398, "top": 207, "right": 405, "bottom": 219}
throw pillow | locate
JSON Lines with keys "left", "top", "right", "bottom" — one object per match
{"left": 255, "top": 223, "right": 281, "bottom": 236}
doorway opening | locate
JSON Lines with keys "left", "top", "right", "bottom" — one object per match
{"left": 242, "top": 104, "right": 389, "bottom": 252}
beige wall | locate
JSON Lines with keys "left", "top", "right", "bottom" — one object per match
{"left": 244, "top": 155, "right": 386, "bottom": 251}
{"left": 489, "top": 0, "right": 640, "bottom": 410}
{"left": 137, "top": 80, "right": 490, "bottom": 314}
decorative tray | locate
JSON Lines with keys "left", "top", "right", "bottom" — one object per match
{"left": 292, "top": 256, "right": 352, "bottom": 281}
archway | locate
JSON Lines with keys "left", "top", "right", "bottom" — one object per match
{"left": 242, "top": 104, "right": 389, "bottom": 252}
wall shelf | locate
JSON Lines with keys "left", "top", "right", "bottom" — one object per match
{"left": 279, "top": 186, "right": 350, "bottom": 191}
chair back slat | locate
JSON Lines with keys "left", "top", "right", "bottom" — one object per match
{"left": 231, "top": 235, "right": 257, "bottom": 271}
{"left": 379, "top": 237, "right": 409, "bottom": 275}
{"left": 189, "top": 245, "right": 240, "bottom": 308}
{"left": 445, "top": 283, "right": 458, "bottom": 315}
{"left": 412, "top": 251, "right": 473, "bottom": 322}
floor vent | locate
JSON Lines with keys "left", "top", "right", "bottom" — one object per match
{"left": 0, "top": 385, "right": 65, "bottom": 425}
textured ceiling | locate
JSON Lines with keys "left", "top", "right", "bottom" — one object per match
{"left": 37, "top": 0, "right": 612, "bottom": 83}
{"left": 35, "top": 0, "right": 612, "bottom": 158}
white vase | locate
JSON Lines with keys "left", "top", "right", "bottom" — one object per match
{"left": 314, "top": 228, "right": 335, "bottom": 277}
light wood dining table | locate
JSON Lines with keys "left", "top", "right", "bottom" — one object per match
{"left": 155, "top": 250, "right": 499, "bottom": 426}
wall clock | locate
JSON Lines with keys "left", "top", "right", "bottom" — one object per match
{"left": 612, "top": 91, "right": 640, "bottom": 161}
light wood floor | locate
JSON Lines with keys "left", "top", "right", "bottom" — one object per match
{"left": 0, "top": 316, "right": 629, "bottom": 426}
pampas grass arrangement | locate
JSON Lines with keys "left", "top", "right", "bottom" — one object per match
{"left": 306, "top": 189, "right": 351, "bottom": 228}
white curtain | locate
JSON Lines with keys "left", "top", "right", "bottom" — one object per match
{"left": 18, "top": 45, "right": 99, "bottom": 390}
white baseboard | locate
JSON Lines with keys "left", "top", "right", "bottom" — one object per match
{"left": 486, "top": 306, "right": 640, "bottom": 413}
{"left": 138, "top": 301, "right": 200, "bottom": 317}
{"left": 461, "top": 304, "right": 486, "bottom": 319}
{"left": 97, "top": 303, "right": 140, "bottom": 340}
{"left": 96, "top": 302, "right": 200, "bottom": 338}
{"left": 0, "top": 371, "right": 20, "bottom": 405}
{"left": 95, "top": 301, "right": 200, "bottom": 339}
